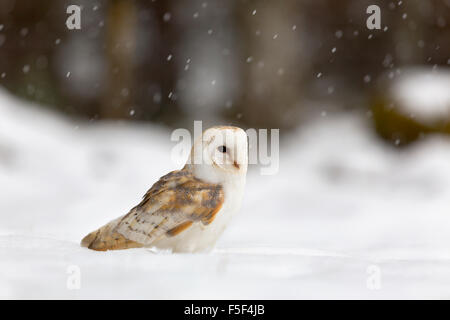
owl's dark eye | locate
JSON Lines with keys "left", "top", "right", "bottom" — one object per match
{"left": 218, "top": 145, "right": 227, "bottom": 153}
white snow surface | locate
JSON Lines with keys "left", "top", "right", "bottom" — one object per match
{"left": 393, "top": 67, "right": 450, "bottom": 125}
{"left": 2, "top": 89, "right": 450, "bottom": 299}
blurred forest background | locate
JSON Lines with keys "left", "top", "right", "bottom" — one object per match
{"left": 3, "top": 1, "right": 450, "bottom": 299}
{"left": 0, "top": 0, "right": 449, "bottom": 143}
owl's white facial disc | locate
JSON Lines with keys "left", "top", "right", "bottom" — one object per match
{"left": 189, "top": 126, "right": 248, "bottom": 184}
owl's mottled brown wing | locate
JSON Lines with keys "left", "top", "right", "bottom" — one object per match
{"left": 113, "top": 169, "right": 224, "bottom": 245}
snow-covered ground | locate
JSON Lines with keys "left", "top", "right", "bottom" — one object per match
{"left": 2, "top": 88, "right": 450, "bottom": 299}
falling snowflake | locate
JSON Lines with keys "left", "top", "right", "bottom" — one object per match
{"left": 163, "top": 12, "right": 171, "bottom": 22}
{"left": 327, "top": 86, "right": 334, "bottom": 94}
{"left": 153, "top": 92, "right": 162, "bottom": 104}
{"left": 20, "top": 28, "right": 28, "bottom": 37}
{"left": 121, "top": 88, "right": 129, "bottom": 97}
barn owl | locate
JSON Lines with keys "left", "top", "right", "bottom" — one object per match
{"left": 81, "top": 126, "right": 248, "bottom": 252}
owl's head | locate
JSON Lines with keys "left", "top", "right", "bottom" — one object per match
{"left": 188, "top": 126, "right": 248, "bottom": 183}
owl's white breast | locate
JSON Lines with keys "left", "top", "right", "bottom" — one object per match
{"left": 151, "top": 175, "right": 246, "bottom": 253}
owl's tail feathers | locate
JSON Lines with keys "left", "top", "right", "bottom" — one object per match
{"left": 81, "top": 221, "right": 143, "bottom": 251}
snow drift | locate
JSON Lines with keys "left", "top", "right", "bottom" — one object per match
{"left": 2, "top": 86, "right": 450, "bottom": 299}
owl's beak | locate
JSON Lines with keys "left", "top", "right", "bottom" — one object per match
{"left": 233, "top": 161, "right": 240, "bottom": 169}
